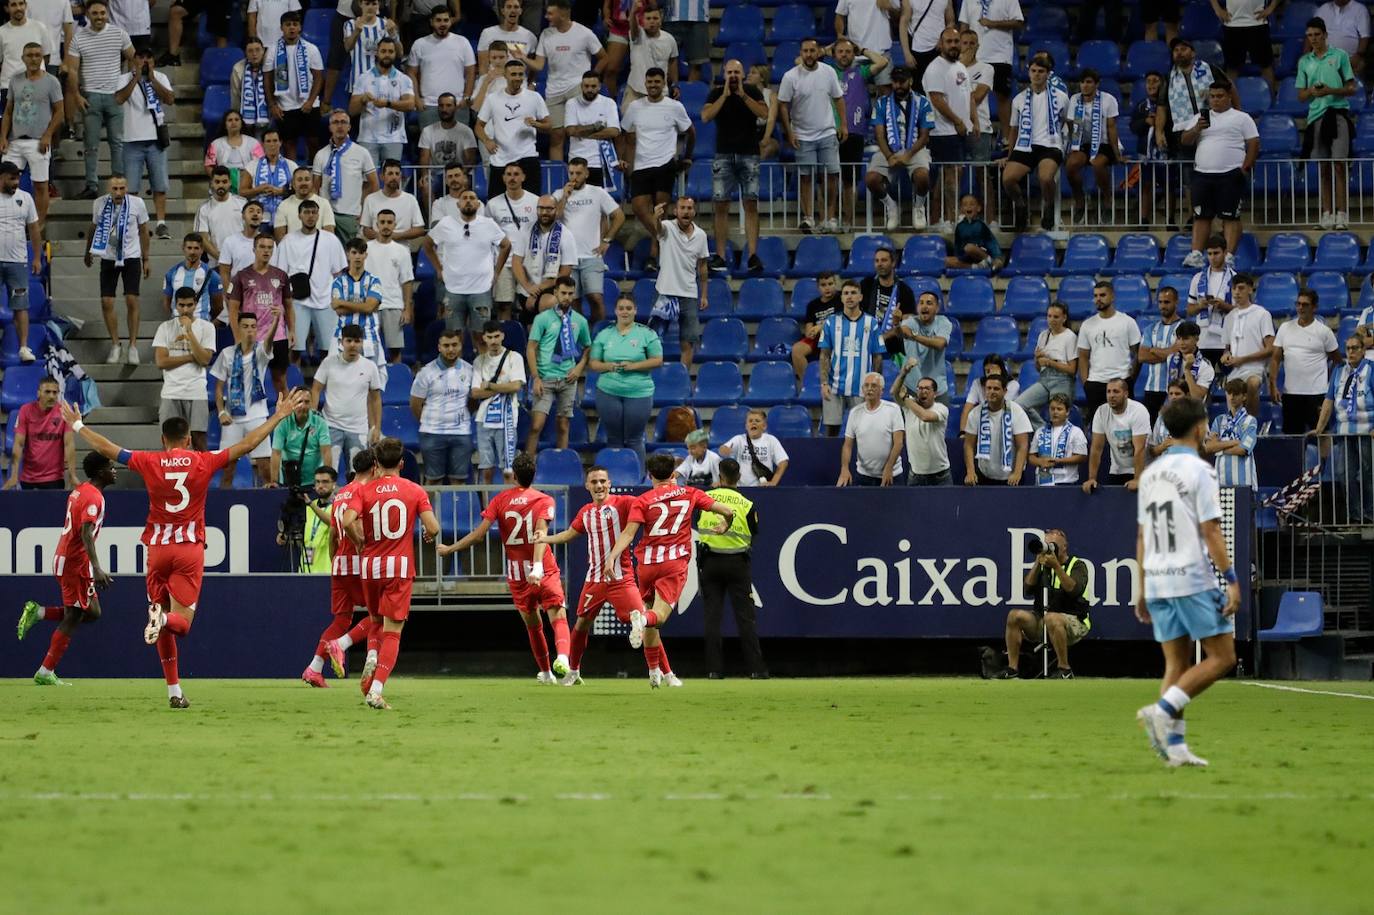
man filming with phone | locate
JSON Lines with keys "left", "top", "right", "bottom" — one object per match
{"left": 994, "top": 529, "right": 1091, "bottom": 679}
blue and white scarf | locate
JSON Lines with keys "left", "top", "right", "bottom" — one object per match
{"left": 241, "top": 63, "right": 268, "bottom": 125}
{"left": 90, "top": 196, "right": 131, "bottom": 264}
{"left": 275, "top": 38, "right": 311, "bottom": 98}
{"left": 1219, "top": 406, "right": 1248, "bottom": 442}
{"left": 1034, "top": 421, "right": 1072, "bottom": 485}
{"left": 141, "top": 78, "right": 164, "bottom": 126}
{"left": 254, "top": 155, "right": 291, "bottom": 218}
{"left": 884, "top": 92, "right": 919, "bottom": 152}
{"left": 1167, "top": 351, "right": 1205, "bottom": 386}
{"left": 599, "top": 140, "right": 620, "bottom": 199}
{"left": 976, "top": 405, "right": 1014, "bottom": 473}
{"left": 228, "top": 344, "right": 266, "bottom": 416}
{"left": 1074, "top": 91, "right": 1103, "bottom": 153}
{"left": 1015, "top": 83, "right": 1062, "bottom": 152}
{"left": 481, "top": 357, "right": 518, "bottom": 470}
{"left": 1340, "top": 361, "right": 1371, "bottom": 420}
{"left": 325, "top": 136, "right": 352, "bottom": 201}
{"left": 555, "top": 306, "right": 583, "bottom": 362}
{"left": 527, "top": 219, "right": 564, "bottom": 281}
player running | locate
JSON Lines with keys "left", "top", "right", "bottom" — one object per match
{"left": 604, "top": 452, "right": 735, "bottom": 688}
{"left": 340, "top": 437, "right": 440, "bottom": 710}
{"left": 302, "top": 447, "right": 377, "bottom": 687}
{"left": 438, "top": 453, "right": 571, "bottom": 683}
{"left": 61, "top": 392, "right": 306, "bottom": 708}
{"left": 1134, "top": 396, "right": 1241, "bottom": 767}
{"left": 16, "top": 452, "right": 118, "bottom": 685}
{"left": 535, "top": 464, "right": 644, "bottom": 686}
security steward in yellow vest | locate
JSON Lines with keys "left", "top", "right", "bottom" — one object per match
{"left": 697, "top": 458, "right": 769, "bottom": 679}
{"left": 297, "top": 466, "right": 337, "bottom": 574}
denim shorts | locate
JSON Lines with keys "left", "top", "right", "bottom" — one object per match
{"left": 123, "top": 139, "right": 169, "bottom": 194}
{"left": 712, "top": 153, "right": 760, "bottom": 201}
{"left": 476, "top": 423, "right": 516, "bottom": 471}
{"left": 796, "top": 135, "right": 841, "bottom": 175}
{"left": 444, "top": 290, "right": 493, "bottom": 334}
{"left": 1147, "top": 589, "right": 1234, "bottom": 643}
{"left": 574, "top": 256, "right": 606, "bottom": 300}
{"left": 0, "top": 260, "right": 28, "bottom": 307}
{"left": 419, "top": 431, "right": 473, "bottom": 482}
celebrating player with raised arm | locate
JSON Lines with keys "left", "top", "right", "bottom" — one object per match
{"left": 1134, "top": 396, "right": 1241, "bottom": 767}
{"left": 535, "top": 464, "right": 645, "bottom": 686}
{"left": 340, "top": 437, "right": 441, "bottom": 710}
{"left": 437, "top": 453, "right": 572, "bottom": 683}
{"left": 61, "top": 391, "right": 306, "bottom": 708}
{"left": 17, "top": 453, "right": 118, "bottom": 686}
{"left": 603, "top": 452, "right": 735, "bottom": 688}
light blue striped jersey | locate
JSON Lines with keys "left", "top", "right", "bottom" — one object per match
{"left": 343, "top": 18, "right": 388, "bottom": 90}
{"left": 1328, "top": 360, "right": 1374, "bottom": 435}
{"left": 819, "top": 310, "right": 882, "bottom": 397}
{"left": 1209, "top": 408, "right": 1257, "bottom": 489}
{"left": 1140, "top": 317, "right": 1180, "bottom": 393}
{"left": 331, "top": 269, "right": 384, "bottom": 364}
{"left": 666, "top": 0, "right": 709, "bottom": 23}
{"left": 163, "top": 262, "right": 223, "bottom": 322}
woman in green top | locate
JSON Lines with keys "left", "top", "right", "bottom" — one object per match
{"left": 590, "top": 295, "right": 664, "bottom": 467}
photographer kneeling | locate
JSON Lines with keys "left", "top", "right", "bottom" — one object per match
{"left": 997, "top": 529, "right": 1091, "bottom": 679}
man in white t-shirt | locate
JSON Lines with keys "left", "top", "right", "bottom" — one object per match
{"left": 477, "top": 0, "right": 536, "bottom": 74}
{"left": 721, "top": 409, "right": 790, "bottom": 487}
{"left": 838, "top": 372, "right": 906, "bottom": 486}
{"left": 1065, "top": 69, "right": 1121, "bottom": 224}
{"left": 211, "top": 310, "right": 277, "bottom": 487}
{"left": 779, "top": 38, "right": 846, "bottom": 234}
{"left": 1182, "top": 79, "right": 1258, "bottom": 265}
{"left": 0, "top": 2, "right": 51, "bottom": 87}
{"left": 837, "top": 0, "right": 900, "bottom": 88}
{"left": 365, "top": 211, "right": 415, "bottom": 363}
{"left": 1315, "top": 0, "right": 1370, "bottom": 65}
{"left": 562, "top": 71, "right": 622, "bottom": 187}
{"left": 1077, "top": 280, "right": 1142, "bottom": 427}
{"left": 0, "top": 163, "right": 41, "bottom": 363}
{"left": 956, "top": 0, "right": 1021, "bottom": 130}
{"left": 651, "top": 196, "right": 709, "bottom": 366}
{"left": 920, "top": 27, "right": 971, "bottom": 228}
{"left": 553, "top": 157, "right": 624, "bottom": 322}
{"left": 620, "top": 67, "right": 692, "bottom": 272}
{"left": 86, "top": 175, "right": 150, "bottom": 366}
{"left": 310, "top": 323, "right": 382, "bottom": 469}
{"left": 511, "top": 195, "right": 580, "bottom": 318}
{"left": 262, "top": 10, "right": 323, "bottom": 161}
{"left": 270, "top": 199, "right": 347, "bottom": 359}
{"left": 360, "top": 160, "right": 424, "bottom": 243}
{"left": 114, "top": 49, "right": 174, "bottom": 238}
{"left": 1000, "top": 50, "right": 1066, "bottom": 233}
{"left": 526, "top": 0, "right": 604, "bottom": 161}
{"left": 347, "top": 36, "right": 414, "bottom": 165}
{"left": 1271, "top": 287, "right": 1340, "bottom": 434}
{"left": 475, "top": 57, "right": 550, "bottom": 194}
{"left": 153, "top": 287, "right": 217, "bottom": 451}
{"left": 1083, "top": 378, "right": 1151, "bottom": 491}
{"left": 470, "top": 318, "right": 527, "bottom": 483}
{"left": 194, "top": 167, "right": 248, "bottom": 262}
{"left": 483, "top": 164, "right": 539, "bottom": 311}
{"left": 900, "top": 0, "right": 954, "bottom": 86}
{"left": 1219, "top": 272, "right": 1275, "bottom": 416}
{"left": 892, "top": 365, "right": 951, "bottom": 484}
{"left": 428, "top": 162, "right": 470, "bottom": 225}
{"left": 420, "top": 189, "right": 511, "bottom": 345}
{"left": 623, "top": 4, "right": 677, "bottom": 110}
{"left": 311, "top": 111, "right": 380, "bottom": 243}
{"left": 246, "top": 0, "right": 300, "bottom": 62}
{"left": 1186, "top": 236, "right": 1235, "bottom": 363}
{"left": 405, "top": 7, "right": 475, "bottom": 129}
{"left": 963, "top": 374, "right": 1031, "bottom": 485}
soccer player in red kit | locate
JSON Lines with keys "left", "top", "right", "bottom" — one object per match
{"left": 16, "top": 452, "right": 118, "bottom": 685}
{"left": 438, "top": 453, "right": 571, "bottom": 682}
{"left": 340, "top": 437, "right": 440, "bottom": 710}
{"left": 61, "top": 392, "right": 306, "bottom": 708}
{"left": 301, "top": 447, "right": 377, "bottom": 687}
{"left": 536, "top": 465, "right": 643, "bottom": 686}
{"left": 604, "top": 452, "right": 735, "bottom": 688}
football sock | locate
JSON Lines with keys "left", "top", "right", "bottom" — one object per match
{"left": 657, "top": 640, "right": 672, "bottom": 674}
{"left": 366, "top": 620, "right": 381, "bottom": 656}
{"left": 37, "top": 665, "right": 54, "bottom": 676}
{"left": 526, "top": 622, "right": 550, "bottom": 672}
{"left": 157, "top": 630, "right": 179, "bottom": 686}
{"left": 1158, "top": 685, "right": 1191, "bottom": 718}
{"left": 168, "top": 683, "right": 183, "bottom": 700}
{"left": 643, "top": 644, "right": 661, "bottom": 673}
{"left": 43, "top": 631, "right": 71, "bottom": 671}
{"left": 344, "top": 617, "right": 371, "bottom": 647}
{"left": 373, "top": 629, "right": 401, "bottom": 689}
{"left": 308, "top": 656, "right": 325, "bottom": 674}
{"left": 643, "top": 610, "right": 660, "bottom": 627}
{"left": 163, "top": 612, "right": 191, "bottom": 637}
{"left": 569, "top": 626, "right": 590, "bottom": 669}
{"left": 1168, "top": 718, "right": 1188, "bottom": 747}
{"left": 551, "top": 616, "right": 570, "bottom": 657}
{"left": 315, "top": 614, "right": 352, "bottom": 659}
{"left": 43, "top": 606, "right": 63, "bottom": 621}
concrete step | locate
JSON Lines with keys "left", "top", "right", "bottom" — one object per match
{"left": 49, "top": 198, "right": 212, "bottom": 219}
{"left": 45, "top": 173, "right": 195, "bottom": 199}
{"left": 84, "top": 362, "right": 165, "bottom": 383}
{"left": 78, "top": 424, "right": 164, "bottom": 450}
{"left": 85, "top": 405, "right": 158, "bottom": 424}
{"left": 46, "top": 221, "right": 199, "bottom": 242}
{"left": 90, "top": 381, "right": 164, "bottom": 408}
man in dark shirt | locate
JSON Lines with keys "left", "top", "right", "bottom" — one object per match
{"left": 859, "top": 246, "right": 916, "bottom": 356}
{"left": 702, "top": 59, "right": 770, "bottom": 275}
{"left": 997, "top": 528, "right": 1091, "bottom": 679}
{"left": 791, "top": 270, "right": 841, "bottom": 381}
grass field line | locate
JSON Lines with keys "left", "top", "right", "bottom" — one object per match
{"left": 1239, "top": 682, "right": 1374, "bottom": 701}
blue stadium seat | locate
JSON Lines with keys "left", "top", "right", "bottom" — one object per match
{"left": 685, "top": 158, "right": 713, "bottom": 201}
{"left": 902, "top": 275, "right": 940, "bottom": 305}
{"left": 1233, "top": 232, "right": 1263, "bottom": 272}
{"left": 199, "top": 47, "right": 243, "bottom": 89}
{"left": 1155, "top": 233, "right": 1194, "bottom": 275}
{"left": 380, "top": 404, "right": 420, "bottom": 449}
{"left": 303, "top": 8, "right": 333, "bottom": 53}
{"left": 786, "top": 236, "right": 842, "bottom": 277}
{"left": 539, "top": 409, "right": 588, "bottom": 449}
{"left": 715, "top": 6, "right": 764, "bottom": 45}
{"left": 653, "top": 405, "right": 699, "bottom": 443}
{"left": 1258, "top": 114, "right": 1300, "bottom": 156}
{"left": 1256, "top": 232, "right": 1312, "bottom": 273}
{"left": 748, "top": 316, "right": 801, "bottom": 361}
{"left": 535, "top": 448, "right": 584, "bottom": 485}
{"left": 1021, "top": 40, "right": 1070, "bottom": 80}
{"left": 1001, "top": 234, "right": 1056, "bottom": 276}
{"left": 1013, "top": 316, "right": 1051, "bottom": 361}
{"left": 898, "top": 234, "right": 946, "bottom": 276}
{"left": 797, "top": 360, "right": 821, "bottom": 406}
{"left": 1023, "top": 6, "right": 1068, "bottom": 41}
{"left": 751, "top": 236, "right": 790, "bottom": 277}
{"left": 1112, "top": 275, "right": 1152, "bottom": 316}
{"left": 1105, "top": 233, "right": 1161, "bottom": 275}
{"left": 1050, "top": 233, "right": 1110, "bottom": 276}
{"left": 709, "top": 404, "right": 749, "bottom": 447}
{"left": 1259, "top": 590, "right": 1324, "bottom": 641}
{"left": 0, "top": 324, "right": 44, "bottom": 368}
{"left": 651, "top": 362, "right": 691, "bottom": 406}
{"left": 201, "top": 84, "right": 231, "bottom": 135}
{"left": 1193, "top": 39, "right": 1224, "bottom": 72}
{"left": 595, "top": 447, "right": 643, "bottom": 485}
{"left": 1272, "top": 1, "right": 1317, "bottom": 40}
{"left": 1076, "top": 40, "right": 1120, "bottom": 78}
{"left": 1308, "top": 232, "right": 1361, "bottom": 274}
{"left": 677, "top": 81, "right": 709, "bottom": 112}
{"left": 844, "top": 234, "right": 898, "bottom": 277}
{"left": 788, "top": 278, "right": 819, "bottom": 315}
{"left": 1304, "top": 272, "right": 1350, "bottom": 314}
{"left": 1002, "top": 276, "right": 1050, "bottom": 319}
{"left": 1272, "top": 78, "right": 1307, "bottom": 117}
{"left": 747, "top": 361, "right": 798, "bottom": 405}
{"left": 695, "top": 317, "right": 749, "bottom": 362}
{"left": 693, "top": 361, "right": 745, "bottom": 406}
{"left": 946, "top": 276, "right": 995, "bottom": 319}
{"left": 1336, "top": 314, "right": 1359, "bottom": 349}
{"left": 768, "top": 4, "right": 815, "bottom": 43}
{"left": 1017, "top": 359, "right": 1040, "bottom": 391}
{"left": 1124, "top": 40, "right": 1170, "bottom": 79}
{"left": 767, "top": 404, "right": 813, "bottom": 438}
{"left": 1157, "top": 273, "right": 1195, "bottom": 303}
{"left": 1276, "top": 37, "right": 1305, "bottom": 78}
{"left": 632, "top": 277, "right": 657, "bottom": 321}
{"left": 1057, "top": 276, "right": 1097, "bottom": 320}
{"left": 603, "top": 240, "right": 632, "bottom": 279}
{"left": 1235, "top": 76, "right": 1272, "bottom": 114}
{"left": 381, "top": 363, "right": 413, "bottom": 405}
{"left": 734, "top": 277, "right": 786, "bottom": 320}
{"left": 1179, "top": 2, "right": 1222, "bottom": 41}
{"left": 0, "top": 363, "right": 43, "bottom": 410}
{"left": 1257, "top": 273, "right": 1300, "bottom": 317}
{"left": 945, "top": 321, "right": 965, "bottom": 356}
{"left": 770, "top": 41, "right": 801, "bottom": 83}
{"left": 964, "top": 315, "right": 1019, "bottom": 358}
{"left": 722, "top": 40, "right": 766, "bottom": 71}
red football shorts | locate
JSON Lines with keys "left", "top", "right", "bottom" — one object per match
{"left": 145, "top": 543, "right": 205, "bottom": 609}
{"left": 331, "top": 574, "right": 366, "bottom": 617}
{"left": 361, "top": 577, "right": 414, "bottom": 621}
{"left": 509, "top": 576, "right": 566, "bottom": 616}
{"left": 575, "top": 578, "right": 644, "bottom": 622}
{"left": 638, "top": 561, "right": 688, "bottom": 609}
{"left": 57, "top": 570, "right": 95, "bottom": 611}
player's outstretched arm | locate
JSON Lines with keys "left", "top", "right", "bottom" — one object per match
{"left": 419, "top": 509, "right": 441, "bottom": 543}
{"left": 59, "top": 401, "right": 123, "bottom": 460}
{"left": 437, "top": 517, "right": 494, "bottom": 557}
{"left": 536, "top": 526, "right": 581, "bottom": 546}
{"left": 230, "top": 390, "right": 308, "bottom": 461}
{"left": 704, "top": 499, "right": 735, "bottom": 533}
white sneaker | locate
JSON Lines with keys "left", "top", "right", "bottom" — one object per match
{"left": 663, "top": 672, "right": 683, "bottom": 688}
{"left": 143, "top": 603, "right": 166, "bottom": 645}
{"left": 912, "top": 203, "right": 927, "bottom": 230}
{"left": 1335, "top": 211, "right": 1349, "bottom": 230}
{"left": 1319, "top": 211, "right": 1336, "bottom": 230}
{"left": 106, "top": 342, "right": 123, "bottom": 364}
{"left": 628, "top": 609, "right": 645, "bottom": 649}
{"left": 552, "top": 655, "right": 570, "bottom": 677}
{"left": 933, "top": 221, "right": 954, "bottom": 235}
{"left": 648, "top": 668, "right": 663, "bottom": 689}
{"left": 1181, "top": 250, "right": 1207, "bottom": 269}
{"left": 561, "top": 669, "right": 582, "bottom": 686}
{"left": 884, "top": 198, "right": 899, "bottom": 231}
{"left": 1136, "top": 703, "right": 1172, "bottom": 760}
{"left": 126, "top": 344, "right": 140, "bottom": 365}
{"left": 17, "top": 345, "right": 34, "bottom": 363}
{"left": 1166, "top": 744, "right": 1209, "bottom": 767}
{"left": 821, "top": 217, "right": 840, "bottom": 234}
{"left": 799, "top": 216, "right": 814, "bottom": 234}
{"left": 536, "top": 670, "right": 558, "bottom": 684}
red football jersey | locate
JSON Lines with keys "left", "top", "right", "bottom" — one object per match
{"left": 483, "top": 486, "right": 559, "bottom": 583}
{"left": 628, "top": 484, "right": 716, "bottom": 565}
{"left": 126, "top": 449, "right": 234, "bottom": 546}
{"left": 571, "top": 494, "right": 636, "bottom": 583}
{"left": 330, "top": 480, "right": 364, "bottom": 575}
{"left": 356, "top": 475, "right": 433, "bottom": 580}
{"left": 53, "top": 481, "right": 105, "bottom": 577}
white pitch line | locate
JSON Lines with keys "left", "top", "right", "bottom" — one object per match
{"left": 4, "top": 791, "right": 1371, "bottom": 803}
{"left": 1238, "top": 682, "right": 1374, "bottom": 701}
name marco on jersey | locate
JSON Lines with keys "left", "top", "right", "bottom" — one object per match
{"left": 156, "top": 455, "right": 195, "bottom": 468}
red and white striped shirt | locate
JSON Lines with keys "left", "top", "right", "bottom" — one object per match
{"left": 484, "top": 486, "right": 560, "bottom": 584}
{"left": 126, "top": 449, "right": 234, "bottom": 547}
{"left": 571, "top": 494, "right": 636, "bottom": 583}
{"left": 357, "top": 476, "right": 433, "bottom": 580}
{"left": 330, "top": 480, "right": 364, "bottom": 576}
{"left": 53, "top": 482, "right": 105, "bottom": 578}
{"left": 628, "top": 484, "right": 716, "bottom": 566}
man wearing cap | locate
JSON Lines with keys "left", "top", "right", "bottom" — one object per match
{"left": 1166, "top": 37, "right": 1213, "bottom": 251}
{"left": 0, "top": 161, "right": 41, "bottom": 362}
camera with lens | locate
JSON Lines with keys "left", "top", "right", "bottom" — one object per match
{"left": 1026, "top": 535, "right": 1059, "bottom": 561}
{"left": 278, "top": 461, "right": 311, "bottom": 546}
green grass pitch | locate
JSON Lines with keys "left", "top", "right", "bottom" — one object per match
{"left": 3, "top": 676, "right": 1372, "bottom": 914}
